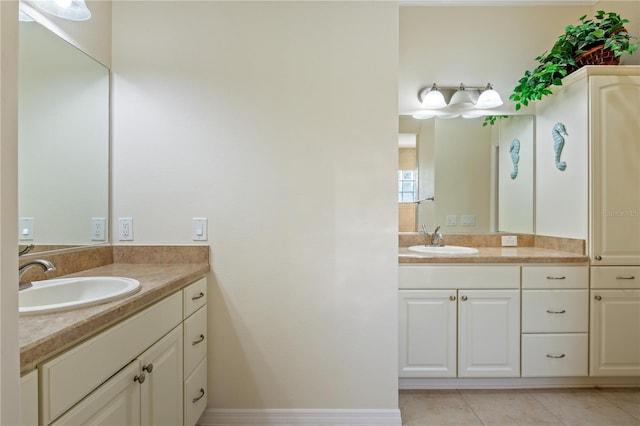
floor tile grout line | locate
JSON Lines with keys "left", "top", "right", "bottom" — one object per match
{"left": 594, "top": 388, "right": 640, "bottom": 422}
{"left": 525, "top": 389, "right": 571, "bottom": 426}
{"left": 457, "top": 389, "right": 488, "bottom": 426}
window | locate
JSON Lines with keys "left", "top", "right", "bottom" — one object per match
{"left": 398, "top": 170, "right": 418, "bottom": 202}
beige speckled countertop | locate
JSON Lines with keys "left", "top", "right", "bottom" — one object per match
{"left": 19, "top": 262, "right": 209, "bottom": 373}
{"left": 398, "top": 246, "right": 588, "bottom": 264}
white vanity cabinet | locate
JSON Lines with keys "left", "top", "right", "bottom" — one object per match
{"left": 521, "top": 265, "right": 589, "bottom": 377}
{"left": 39, "top": 277, "right": 208, "bottom": 426}
{"left": 399, "top": 266, "right": 520, "bottom": 378}
{"left": 182, "top": 277, "right": 208, "bottom": 426}
{"left": 590, "top": 266, "right": 640, "bottom": 376}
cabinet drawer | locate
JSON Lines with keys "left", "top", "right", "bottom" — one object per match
{"left": 591, "top": 266, "right": 640, "bottom": 289}
{"left": 522, "top": 266, "right": 588, "bottom": 289}
{"left": 522, "top": 334, "right": 588, "bottom": 377}
{"left": 399, "top": 265, "right": 520, "bottom": 290}
{"left": 184, "top": 277, "right": 207, "bottom": 318}
{"left": 184, "top": 305, "right": 207, "bottom": 378}
{"left": 184, "top": 357, "right": 207, "bottom": 426}
{"left": 40, "top": 292, "right": 182, "bottom": 425}
{"left": 522, "top": 290, "right": 588, "bottom": 332}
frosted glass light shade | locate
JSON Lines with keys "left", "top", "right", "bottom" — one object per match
{"left": 19, "top": 10, "right": 35, "bottom": 21}
{"left": 35, "top": 0, "right": 91, "bottom": 21}
{"left": 412, "top": 111, "right": 436, "bottom": 120}
{"left": 476, "top": 87, "right": 503, "bottom": 109}
{"left": 420, "top": 85, "right": 447, "bottom": 109}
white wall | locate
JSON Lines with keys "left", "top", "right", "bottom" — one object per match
{"left": 111, "top": 0, "right": 399, "bottom": 412}
{"left": 0, "top": 2, "right": 20, "bottom": 424}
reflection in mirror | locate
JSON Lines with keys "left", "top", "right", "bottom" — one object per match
{"left": 18, "top": 13, "right": 109, "bottom": 253}
{"left": 398, "top": 115, "right": 534, "bottom": 234}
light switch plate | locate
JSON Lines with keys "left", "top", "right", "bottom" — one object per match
{"left": 461, "top": 215, "right": 475, "bottom": 226}
{"left": 446, "top": 215, "right": 457, "bottom": 226}
{"left": 19, "top": 217, "right": 34, "bottom": 240}
{"left": 192, "top": 218, "right": 208, "bottom": 241}
{"left": 501, "top": 235, "right": 518, "bottom": 246}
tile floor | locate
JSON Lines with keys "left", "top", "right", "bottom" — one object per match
{"left": 399, "top": 388, "right": 640, "bottom": 425}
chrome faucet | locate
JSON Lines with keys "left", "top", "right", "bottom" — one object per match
{"left": 421, "top": 224, "right": 444, "bottom": 247}
{"left": 18, "top": 259, "right": 56, "bottom": 290}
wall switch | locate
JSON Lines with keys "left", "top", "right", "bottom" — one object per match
{"left": 192, "top": 218, "right": 208, "bottom": 241}
{"left": 461, "top": 215, "right": 476, "bottom": 226}
{"left": 19, "top": 217, "right": 34, "bottom": 241}
{"left": 501, "top": 235, "right": 518, "bottom": 247}
{"left": 91, "top": 217, "right": 107, "bottom": 241}
{"left": 446, "top": 215, "right": 457, "bottom": 226}
{"left": 118, "top": 218, "right": 134, "bottom": 241}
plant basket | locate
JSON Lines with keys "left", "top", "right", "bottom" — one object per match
{"left": 575, "top": 44, "right": 621, "bottom": 68}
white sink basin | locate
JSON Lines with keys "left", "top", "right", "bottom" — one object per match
{"left": 408, "top": 245, "right": 479, "bottom": 255}
{"left": 19, "top": 276, "right": 141, "bottom": 315}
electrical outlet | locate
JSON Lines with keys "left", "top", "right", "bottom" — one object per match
{"left": 91, "top": 217, "right": 106, "bottom": 241}
{"left": 501, "top": 235, "right": 518, "bottom": 247}
{"left": 446, "top": 215, "right": 457, "bottom": 226}
{"left": 118, "top": 218, "right": 134, "bottom": 241}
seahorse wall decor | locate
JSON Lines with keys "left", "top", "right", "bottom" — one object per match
{"left": 509, "top": 138, "right": 520, "bottom": 179}
{"left": 552, "top": 122, "right": 568, "bottom": 171}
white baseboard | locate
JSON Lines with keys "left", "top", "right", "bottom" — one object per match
{"left": 399, "top": 376, "right": 640, "bottom": 389}
{"left": 198, "top": 408, "right": 402, "bottom": 425}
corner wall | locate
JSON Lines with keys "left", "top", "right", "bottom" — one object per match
{"left": 112, "top": 0, "right": 399, "bottom": 415}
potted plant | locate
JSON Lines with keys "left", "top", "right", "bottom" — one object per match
{"left": 483, "top": 11, "right": 638, "bottom": 126}
{"left": 510, "top": 10, "right": 638, "bottom": 111}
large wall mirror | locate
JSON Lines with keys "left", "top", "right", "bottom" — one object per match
{"left": 399, "top": 115, "right": 534, "bottom": 235}
{"left": 18, "top": 12, "right": 109, "bottom": 253}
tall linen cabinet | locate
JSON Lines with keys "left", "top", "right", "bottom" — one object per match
{"left": 535, "top": 66, "right": 640, "bottom": 377}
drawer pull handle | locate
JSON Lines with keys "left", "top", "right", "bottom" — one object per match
{"left": 192, "top": 388, "right": 205, "bottom": 403}
{"left": 546, "top": 353, "right": 566, "bottom": 359}
{"left": 134, "top": 373, "right": 146, "bottom": 384}
{"left": 546, "top": 276, "right": 566, "bottom": 280}
{"left": 192, "top": 334, "right": 205, "bottom": 346}
{"left": 546, "top": 309, "right": 566, "bottom": 314}
{"left": 192, "top": 292, "right": 205, "bottom": 301}
{"left": 143, "top": 363, "right": 154, "bottom": 373}
{"left": 616, "top": 276, "right": 636, "bottom": 280}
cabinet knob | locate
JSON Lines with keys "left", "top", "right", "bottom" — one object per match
{"left": 192, "top": 292, "right": 205, "bottom": 301}
{"left": 134, "top": 373, "right": 146, "bottom": 384}
{"left": 594, "top": 295, "right": 602, "bottom": 301}
{"left": 192, "top": 334, "right": 205, "bottom": 346}
{"left": 143, "top": 364, "right": 154, "bottom": 373}
{"left": 449, "top": 295, "right": 456, "bottom": 301}
{"left": 594, "top": 255, "right": 602, "bottom": 261}
{"left": 460, "top": 295, "right": 468, "bottom": 301}
{"left": 192, "top": 388, "right": 206, "bottom": 403}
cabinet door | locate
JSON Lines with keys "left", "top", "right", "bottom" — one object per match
{"left": 590, "top": 75, "right": 640, "bottom": 265}
{"left": 458, "top": 290, "right": 520, "bottom": 377}
{"left": 140, "top": 325, "right": 184, "bottom": 426}
{"left": 20, "top": 370, "right": 38, "bottom": 426}
{"left": 590, "top": 289, "right": 640, "bottom": 376}
{"left": 399, "top": 290, "right": 457, "bottom": 377}
{"left": 51, "top": 361, "right": 141, "bottom": 426}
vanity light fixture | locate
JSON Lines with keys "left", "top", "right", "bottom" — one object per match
{"left": 412, "top": 82, "right": 503, "bottom": 120}
{"left": 34, "top": 0, "right": 91, "bottom": 21}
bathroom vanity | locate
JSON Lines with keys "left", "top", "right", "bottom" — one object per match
{"left": 18, "top": 247, "right": 209, "bottom": 426}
